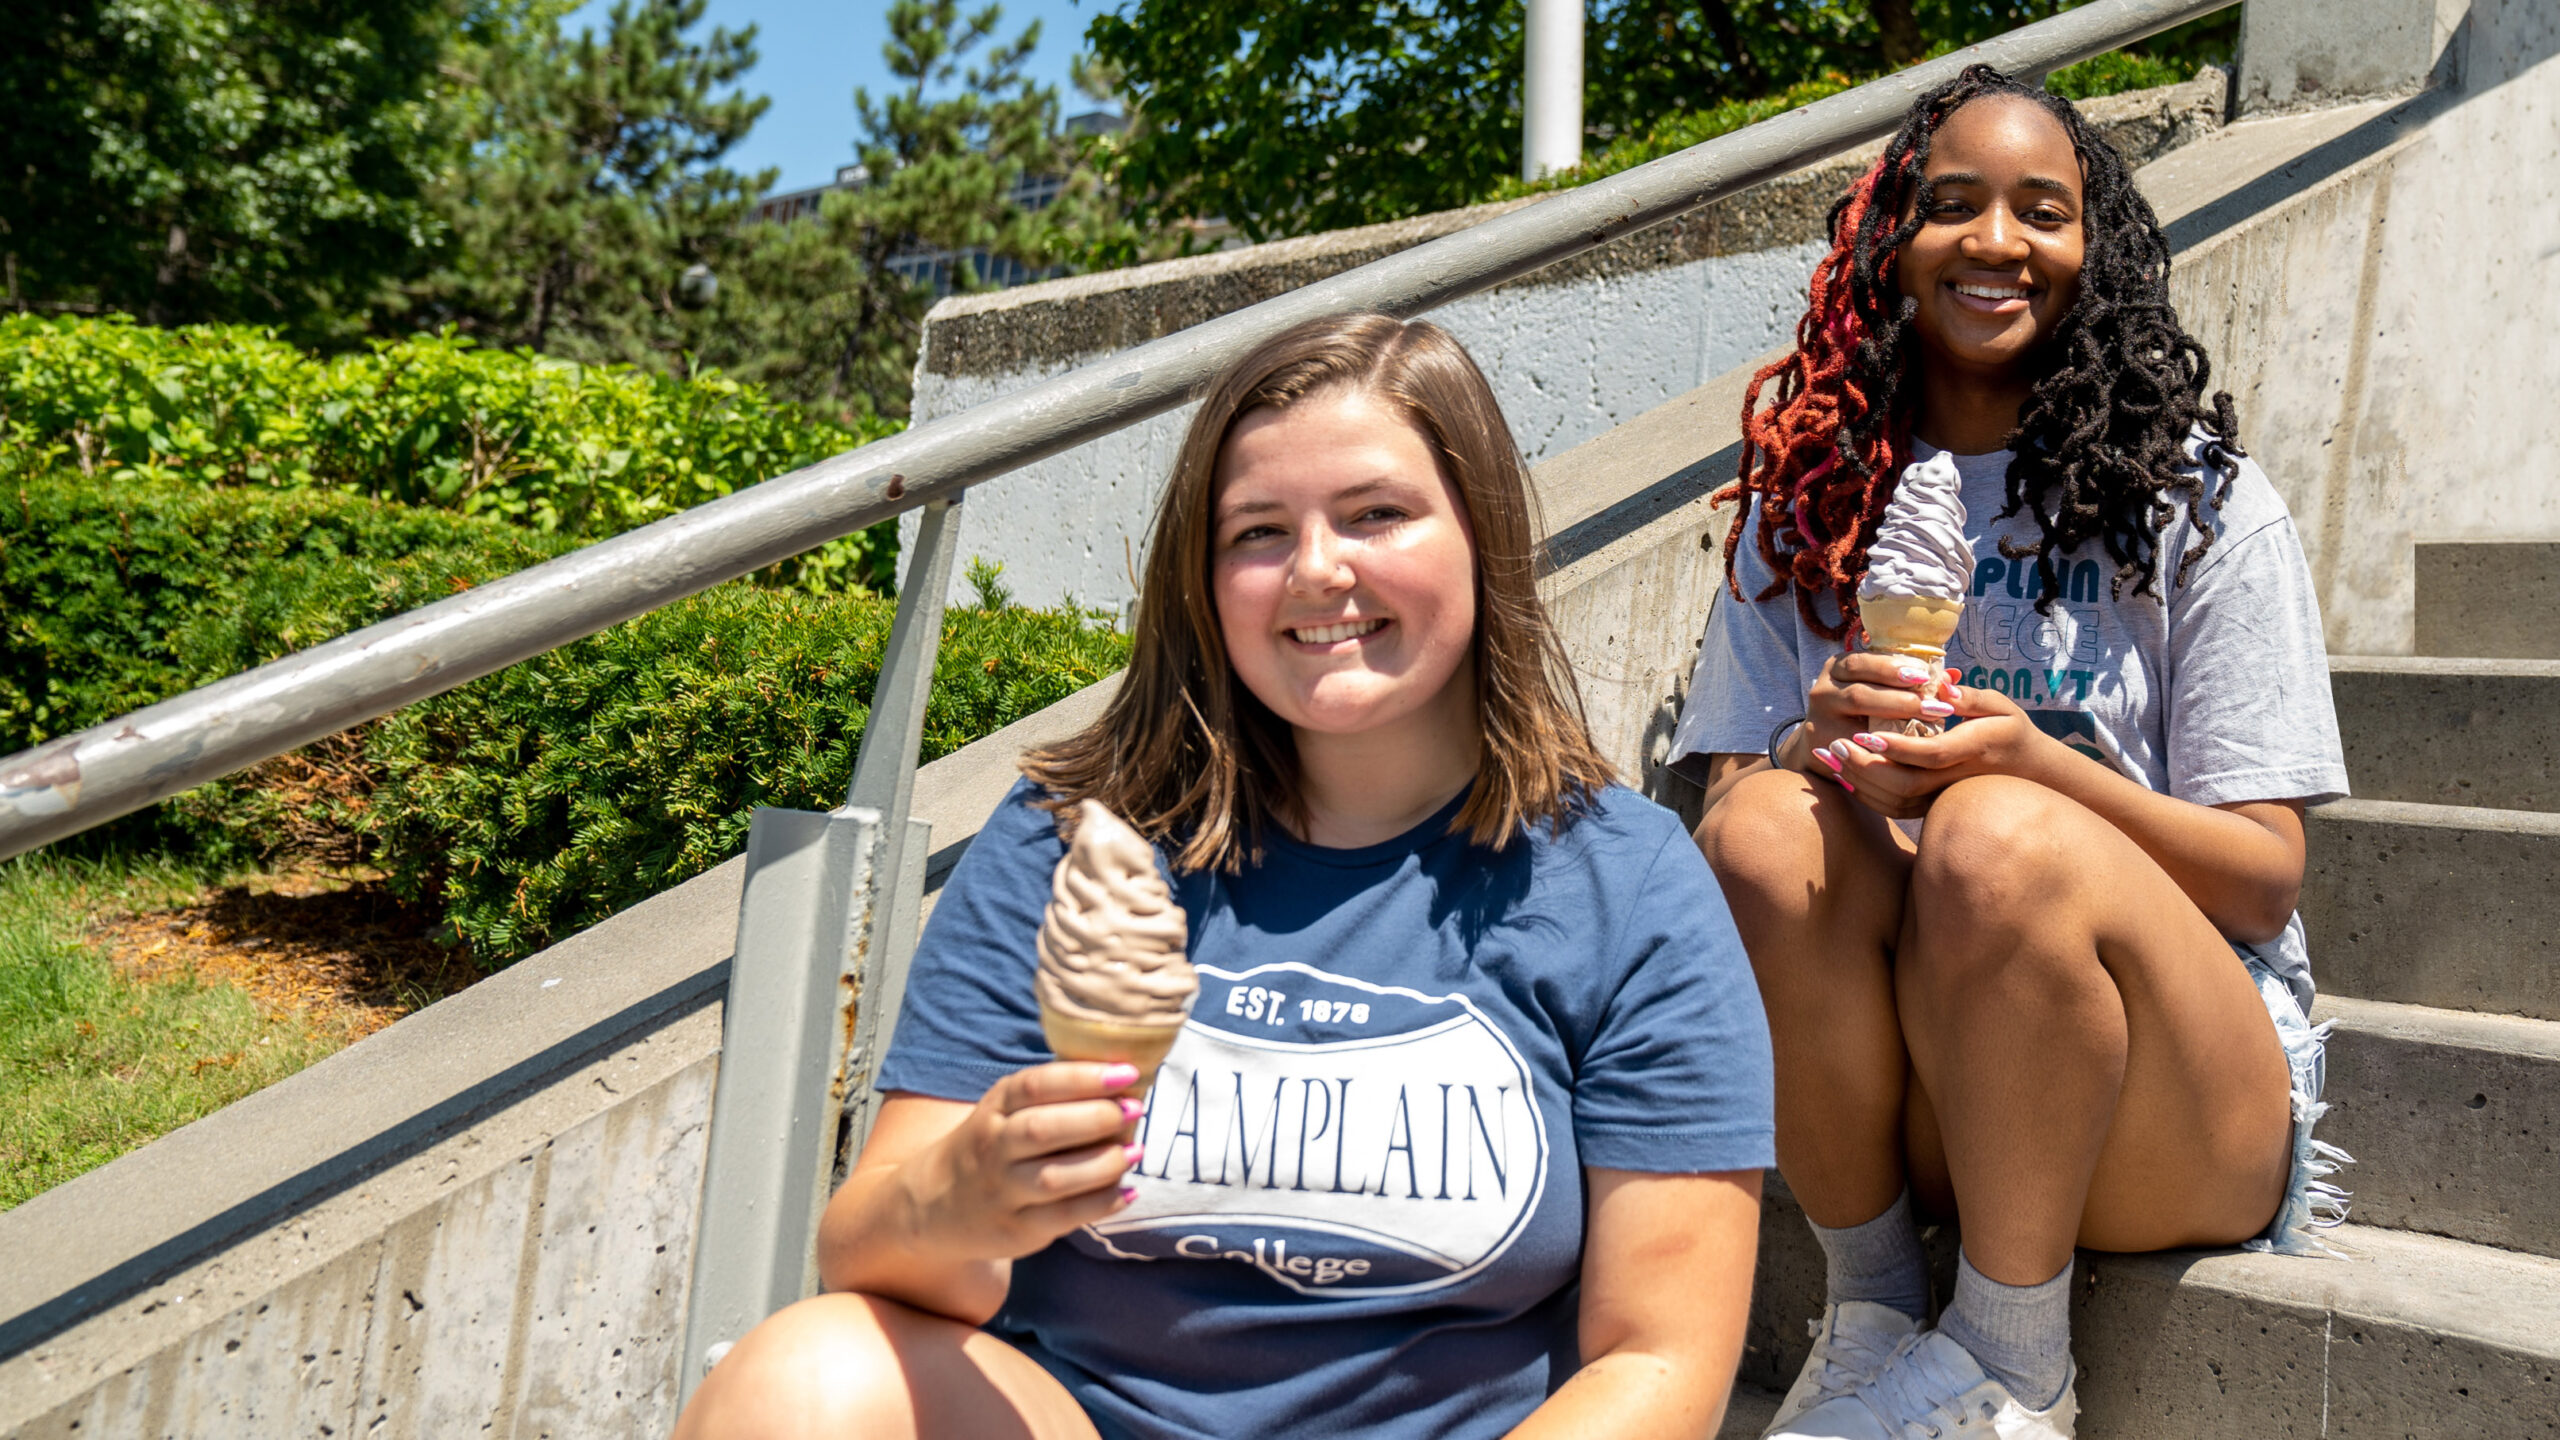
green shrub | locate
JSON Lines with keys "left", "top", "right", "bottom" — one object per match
{"left": 0, "top": 474, "right": 570, "bottom": 828}
{"left": 1, "top": 473, "right": 1129, "bottom": 961}
{"left": 369, "top": 582, "right": 1128, "bottom": 961}
{"left": 0, "top": 315, "right": 901, "bottom": 590}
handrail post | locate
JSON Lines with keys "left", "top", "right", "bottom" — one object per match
{"left": 675, "top": 804, "right": 886, "bottom": 1410}
{"left": 839, "top": 494, "right": 966, "bottom": 1169}
{"left": 672, "top": 496, "right": 965, "bottom": 1414}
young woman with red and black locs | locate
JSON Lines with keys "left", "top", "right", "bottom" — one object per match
{"left": 1667, "top": 65, "right": 2351, "bottom": 1440}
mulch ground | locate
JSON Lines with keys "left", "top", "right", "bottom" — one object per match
{"left": 89, "top": 870, "right": 482, "bottom": 1042}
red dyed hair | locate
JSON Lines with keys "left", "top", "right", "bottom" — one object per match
{"left": 1717, "top": 156, "right": 1912, "bottom": 641}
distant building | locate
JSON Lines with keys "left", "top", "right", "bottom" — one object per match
{"left": 755, "top": 112, "right": 1125, "bottom": 296}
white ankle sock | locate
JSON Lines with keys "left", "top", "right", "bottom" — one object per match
{"left": 1805, "top": 1189, "right": 1931, "bottom": 1322}
{"left": 1938, "top": 1249, "right": 2074, "bottom": 1411}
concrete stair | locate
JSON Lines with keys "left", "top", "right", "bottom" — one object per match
{"left": 2415, "top": 541, "right": 2560, "bottom": 660}
{"left": 1739, "top": 539, "right": 2560, "bottom": 1436}
{"left": 2302, "top": 799, "right": 2560, "bottom": 1019}
{"left": 2327, "top": 657, "right": 2560, "bottom": 812}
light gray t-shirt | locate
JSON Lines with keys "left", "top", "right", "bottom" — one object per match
{"left": 1667, "top": 435, "right": 2349, "bottom": 1001}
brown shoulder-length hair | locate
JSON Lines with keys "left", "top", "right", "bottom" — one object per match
{"left": 1020, "top": 311, "right": 1613, "bottom": 873}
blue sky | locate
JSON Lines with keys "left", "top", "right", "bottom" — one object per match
{"left": 564, "top": 0, "right": 1114, "bottom": 195}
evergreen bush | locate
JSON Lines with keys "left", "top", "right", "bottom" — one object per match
{"left": 0, "top": 315, "right": 901, "bottom": 590}
{"left": 1, "top": 475, "right": 1129, "bottom": 961}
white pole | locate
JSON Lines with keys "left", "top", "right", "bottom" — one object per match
{"left": 1522, "top": 0, "right": 1584, "bottom": 181}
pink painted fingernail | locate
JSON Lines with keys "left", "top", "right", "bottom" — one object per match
{"left": 1920, "top": 700, "right": 1954, "bottom": 717}
{"left": 1118, "top": 1186, "right": 1139, "bottom": 1204}
{"left": 1853, "top": 732, "right": 1890, "bottom": 752}
{"left": 1124, "top": 1143, "right": 1145, "bottom": 1165}
{"left": 1118, "top": 1097, "right": 1144, "bottom": 1122}
{"left": 1100, "top": 1064, "right": 1140, "bottom": 1089}
{"left": 1815, "top": 748, "right": 1844, "bottom": 773}
{"left": 1896, "top": 661, "right": 1929, "bottom": 684}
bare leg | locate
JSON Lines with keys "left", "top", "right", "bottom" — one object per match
{"left": 1896, "top": 776, "right": 2293, "bottom": 1286}
{"left": 671, "top": 1293, "right": 1101, "bottom": 1440}
{"left": 1697, "top": 767, "right": 1916, "bottom": 1227}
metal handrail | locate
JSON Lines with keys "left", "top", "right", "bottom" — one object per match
{"left": 0, "top": 0, "right": 2235, "bottom": 861}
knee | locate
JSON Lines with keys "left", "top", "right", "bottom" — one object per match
{"left": 1696, "top": 766, "right": 1842, "bottom": 895}
{"left": 1901, "top": 779, "right": 2117, "bottom": 1010}
{"left": 1908, "top": 776, "right": 2088, "bottom": 927}
{"left": 674, "top": 1294, "right": 910, "bottom": 1439}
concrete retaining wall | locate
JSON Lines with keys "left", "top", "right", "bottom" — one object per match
{"left": 905, "top": 75, "right": 2227, "bottom": 614}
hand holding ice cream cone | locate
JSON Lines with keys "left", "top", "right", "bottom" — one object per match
{"left": 1857, "top": 452, "right": 1973, "bottom": 737}
{"left": 1036, "top": 800, "right": 1196, "bottom": 1102}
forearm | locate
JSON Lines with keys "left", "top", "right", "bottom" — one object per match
{"left": 2010, "top": 739, "right": 2301, "bottom": 942}
{"left": 1701, "top": 727, "right": 1808, "bottom": 811}
{"left": 1701, "top": 751, "right": 1772, "bottom": 811}
{"left": 1506, "top": 1349, "right": 1731, "bottom": 1440}
{"left": 816, "top": 1165, "right": 1010, "bottom": 1324}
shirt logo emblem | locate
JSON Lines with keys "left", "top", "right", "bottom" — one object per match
{"left": 1082, "top": 961, "right": 1550, "bottom": 1298}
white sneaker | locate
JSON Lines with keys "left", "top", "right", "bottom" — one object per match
{"left": 1762, "top": 1301, "right": 1924, "bottom": 1435}
{"left": 1766, "top": 1328, "right": 2077, "bottom": 1439}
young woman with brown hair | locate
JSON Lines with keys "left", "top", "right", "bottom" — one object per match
{"left": 1669, "top": 66, "right": 2350, "bottom": 1440}
{"left": 673, "top": 312, "right": 1774, "bottom": 1440}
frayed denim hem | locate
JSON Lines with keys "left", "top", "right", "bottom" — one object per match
{"left": 2241, "top": 957, "right": 2353, "bottom": 1258}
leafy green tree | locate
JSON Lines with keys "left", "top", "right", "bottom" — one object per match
{"left": 691, "top": 0, "right": 1154, "bottom": 418}
{"left": 0, "top": 0, "right": 457, "bottom": 343}
{"left": 1089, "top": 0, "right": 2237, "bottom": 242}
{"left": 1086, "top": 0, "right": 1523, "bottom": 243}
{"left": 405, "top": 0, "right": 772, "bottom": 367}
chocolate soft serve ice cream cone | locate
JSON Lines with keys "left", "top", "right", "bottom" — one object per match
{"left": 1858, "top": 452, "right": 1974, "bottom": 737}
{"left": 1036, "top": 800, "right": 1195, "bottom": 1099}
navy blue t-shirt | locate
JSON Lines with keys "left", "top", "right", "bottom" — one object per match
{"left": 876, "top": 779, "right": 1774, "bottom": 1440}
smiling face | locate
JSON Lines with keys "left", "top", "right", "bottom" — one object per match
{"left": 1894, "top": 94, "right": 2087, "bottom": 379}
{"left": 1210, "top": 388, "right": 1479, "bottom": 745}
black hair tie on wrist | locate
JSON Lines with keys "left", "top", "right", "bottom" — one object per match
{"left": 1767, "top": 716, "right": 1808, "bottom": 772}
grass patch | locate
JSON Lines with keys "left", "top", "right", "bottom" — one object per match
{"left": 0, "top": 854, "right": 349, "bottom": 1209}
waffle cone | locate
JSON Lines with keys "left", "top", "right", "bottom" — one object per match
{"left": 1039, "top": 1005, "right": 1186, "bottom": 1099}
{"left": 1859, "top": 592, "right": 1964, "bottom": 736}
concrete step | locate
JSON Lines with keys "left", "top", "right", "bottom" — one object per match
{"left": 2316, "top": 995, "right": 2560, "bottom": 1260}
{"left": 1751, "top": 1188, "right": 2560, "bottom": 1438}
{"left": 2302, "top": 798, "right": 2560, "bottom": 1020}
{"left": 2416, "top": 540, "right": 2560, "bottom": 659}
{"left": 2329, "top": 656, "right": 2560, "bottom": 813}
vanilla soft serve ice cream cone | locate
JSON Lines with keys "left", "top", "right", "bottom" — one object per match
{"left": 1857, "top": 452, "right": 1973, "bottom": 737}
{"left": 1035, "top": 800, "right": 1195, "bottom": 1100}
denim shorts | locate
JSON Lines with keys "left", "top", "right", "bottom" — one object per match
{"left": 2239, "top": 952, "right": 2353, "bottom": 1256}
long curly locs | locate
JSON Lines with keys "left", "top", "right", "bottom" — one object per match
{"left": 1999, "top": 94, "right": 2245, "bottom": 607}
{"left": 1717, "top": 64, "right": 2245, "bottom": 637}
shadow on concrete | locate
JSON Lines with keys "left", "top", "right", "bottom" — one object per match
{"left": 1543, "top": 438, "right": 1743, "bottom": 575}
{"left": 2163, "top": 89, "right": 2448, "bottom": 254}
